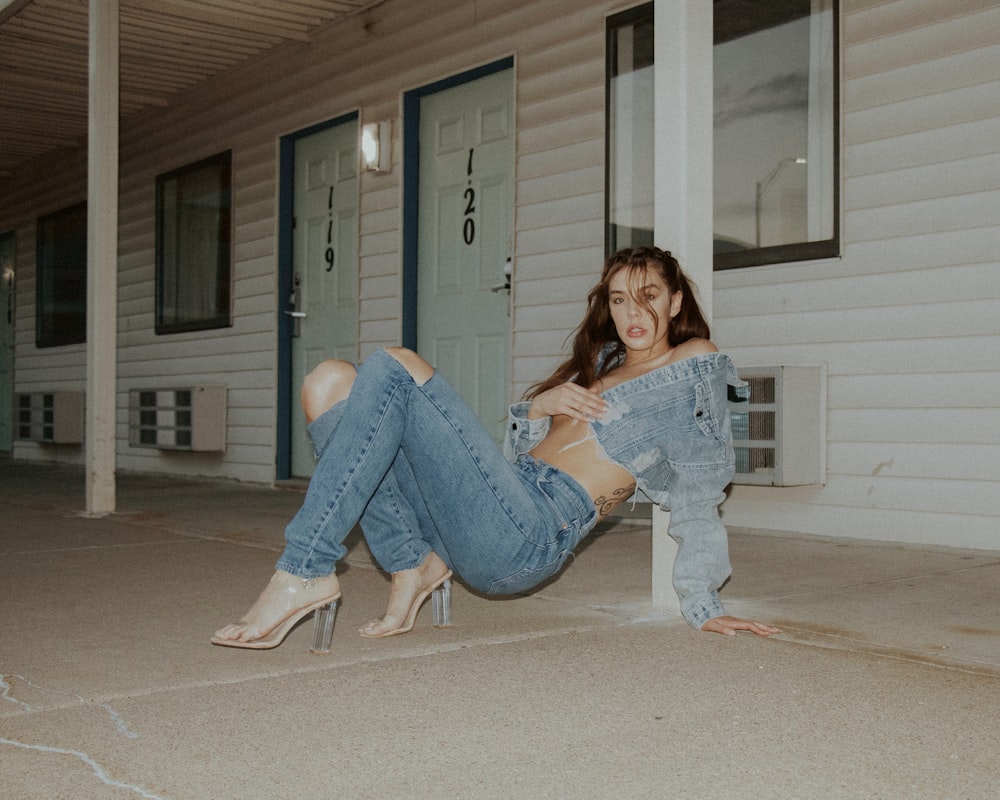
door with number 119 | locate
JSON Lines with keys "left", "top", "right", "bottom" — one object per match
{"left": 290, "top": 120, "right": 359, "bottom": 477}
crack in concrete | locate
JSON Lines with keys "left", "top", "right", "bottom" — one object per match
{"left": 0, "top": 737, "right": 166, "bottom": 799}
{"left": 1, "top": 674, "right": 156, "bottom": 798}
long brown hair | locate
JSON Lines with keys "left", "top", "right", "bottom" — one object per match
{"left": 526, "top": 247, "right": 710, "bottom": 398}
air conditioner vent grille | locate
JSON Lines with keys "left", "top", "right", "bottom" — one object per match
{"left": 744, "top": 374, "right": 775, "bottom": 404}
{"left": 128, "top": 386, "right": 226, "bottom": 452}
{"left": 731, "top": 366, "right": 824, "bottom": 487}
{"left": 15, "top": 392, "right": 84, "bottom": 444}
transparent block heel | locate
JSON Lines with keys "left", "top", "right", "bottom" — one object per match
{"left": 432, "top": 578, "right": 452, "bottom": 628}
{"left": 309, "top": 599, "right": 340, "bottom": 655}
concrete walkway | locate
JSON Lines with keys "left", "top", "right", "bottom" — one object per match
{"left": 1, "top": 460, "right": 998, "bottom": 800}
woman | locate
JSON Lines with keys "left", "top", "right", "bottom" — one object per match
{"left": 212, "top": 247, "right": 778, "bottom": 650}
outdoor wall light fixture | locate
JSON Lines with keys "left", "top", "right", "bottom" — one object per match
{"left": 361, "top": 121, "right": 390, "bottom": 172}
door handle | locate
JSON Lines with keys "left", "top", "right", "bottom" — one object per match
{"left": 490, "top": 257, "right": 513, "bottom": 294}
{"left": 284, "top": 308, "right": 306, "bottom": 338}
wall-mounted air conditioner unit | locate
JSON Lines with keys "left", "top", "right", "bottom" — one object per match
{"left": 128, "top": 386, "right": 227, "bottom": 452}
{"left": 15, "top": 391, "right": 85, "bottom": 444}
{"left": 731, "top": 365, "right": 825, "bottom": 487}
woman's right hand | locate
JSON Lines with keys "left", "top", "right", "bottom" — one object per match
{"left": 528, "top": 382, "right": 608, "bottom": 423}
{"left": 701, "top": 615, "right": 782, "bottom": 637}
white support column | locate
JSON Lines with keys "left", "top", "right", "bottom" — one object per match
{"left": 652, "top": 0, "right": 714, "bottom": 610}
{"left": 85, "top": 0, "right": 119, "bottom": 515}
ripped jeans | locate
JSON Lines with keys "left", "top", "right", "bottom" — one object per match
{"left": 275, "top": 349, "right": 598, "bottom": 594}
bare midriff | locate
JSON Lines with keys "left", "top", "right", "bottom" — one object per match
{"left": 530, "top": 415, "right": 636, "bottom": 518}
{"left": 527, "top": 343, "right": 717, "bottom": 518}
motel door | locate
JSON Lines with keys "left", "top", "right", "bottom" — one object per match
{"left": 289, "top": 121, "right": 359, "bottom": 478}
{"left": 416, "top": 67, "right": 514, "bottom": 441}
{"left": 0, "top": 232, "right": 13, "bottom": 452}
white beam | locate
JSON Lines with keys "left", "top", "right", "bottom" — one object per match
{"left": 652, "top": 0, "right": 714, "bottom": 611}
{"left": 85, "top": 0, "right": 119, "bottom": 515}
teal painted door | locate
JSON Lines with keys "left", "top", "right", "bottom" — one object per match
{"left": 290, "top": 121, "right": 359, "bottom": 477}
{"left": 417, "top": 68, "right": 514, "bottom": 441}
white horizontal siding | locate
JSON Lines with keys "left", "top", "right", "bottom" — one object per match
{"left": 721, "top": 298, "right": 998, "bottom": 348}
{"left": 830, "top": 442, "right": 1000, "bottom": 481}
{"left": 807, "top": 475, "right": 1000, "bottom": 517}
{"left": 828, "top": 409, "right": 999, "bottom": 446}
{"left": 717, "top": 0, "right": 1000, "bottom": 550}
{"left": 846, "top": 41, "right": 1000, "bottom": 112}
{"left": 5, "top": 150, "right": 88, "bottom": 463}
{"left": 846, "top": 189, "right": 999, "bottom": 242}
{"left": 846, "top": 116, "right": 1000, "bottom": 177}
{"left": 716, "top": 261, "right": 996, "bottom": 314}
{"left": 829, "top": 371, "right": 998, "bottom": 409}
{"left": 846, "top": 79, "right": 1000, "bottom": 144}
{"left": 5, "top": 0, "right": 616, "bottom": 481}
{"left": 843, "top": 1, "right": 1000, "bottom": 77}
{"left": 724, "top": 493, "right": 1000, "bottom": 551}
{"left": 848, "top": 153, "right": 1000, "bottom": 209}
{"left": 721, "top": 337, "right": 998, "bottom": 379}
{"left": 3, "top": 0, "right": 997, "bottom": 555}
{"left": 508, "top": 13, "right": 607, "bottom": 399}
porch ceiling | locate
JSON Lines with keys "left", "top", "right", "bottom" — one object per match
{"left": 0, "top": 0, "right": 386, "bottom": 181}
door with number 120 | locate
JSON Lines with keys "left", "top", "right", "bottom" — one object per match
{"left": 417, "top": 68, "right": 514, "bottom": 441}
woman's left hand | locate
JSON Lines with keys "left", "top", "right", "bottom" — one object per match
{"left": 701, "top": 615, "right": 781, "bottom": 637}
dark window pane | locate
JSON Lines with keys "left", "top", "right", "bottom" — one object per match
{"left": 36, "top": 203, "right": 87, "bottom": 347}
{"left": 156, "top": 151, "right": 233, "bottom": 334}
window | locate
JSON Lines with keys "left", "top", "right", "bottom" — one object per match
{"left": 714, "top": 0, "right": 839, "bottom": 268}
{"left": 36, "top": 203, "right": 87, "bottom": 348}
{"left": 606, "top": 5, "right": 655, "bottom": 254}
{"left": 156, "top": 151, "right": 233, "bottom": 334}
{"left": 605, "top": 1, "right": 839, "bottom": 269}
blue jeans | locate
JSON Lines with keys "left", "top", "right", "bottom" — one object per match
{"left": 275, "top": 349, "right": 598, "bottom": 594}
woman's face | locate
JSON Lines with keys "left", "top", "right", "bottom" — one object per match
{"left": 608, "top": 265, "right": 681, "bottom": 354}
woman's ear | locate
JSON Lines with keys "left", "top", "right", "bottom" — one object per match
{"left": 669, "top": 291, "right": 683, "bottom": 319}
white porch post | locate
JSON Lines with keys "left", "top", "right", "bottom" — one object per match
{"left": 85, "top": 0, "right": 119, "bottom": 514}
{"left": 652, "top": 0, "right": 714, "bottom": 610}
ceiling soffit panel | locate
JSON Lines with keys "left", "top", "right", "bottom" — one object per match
{"left": 0, "top": 0, "right": 385, "bottom": 180}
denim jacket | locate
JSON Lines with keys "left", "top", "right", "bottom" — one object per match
{"left": 504, "top": 351, "right": 748, "bottom": 629}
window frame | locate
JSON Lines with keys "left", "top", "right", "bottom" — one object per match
{"left": 155, "top": 150, "right": 234, "bottom": 335}
{"left": 713, "top": 0, "right": 840, "bottom": 271}
{"left": 604, "top": 1, "right": 840, "bottom": 270}
{"left": 605, "top": 3, "right": 656, "bottom": 257}
{"left": 35, "top": 202, "right": 87, "bottom": 348}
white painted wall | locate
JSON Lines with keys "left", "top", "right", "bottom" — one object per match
{"left": 1, "top": 0, "right": 997, "bottom": 552}
{"left": 3, "top": 0, "right": 615, "bottom": 484}
{"left": 714, "top": 0, "right": 1000, "bottom": 551}
{"left": 4, "top": 153, "right": 90, "bottom": 468}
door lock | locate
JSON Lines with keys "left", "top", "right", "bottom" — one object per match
{"left": 490, "top": 257, "right": 513, "bottom": 294}
{"left": 286, "top": 276, "right": 305, "bottom": 337}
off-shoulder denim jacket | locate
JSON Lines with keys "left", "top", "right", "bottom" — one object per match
{"left": 504, "top": 351, "right": 748, "bottom": 629}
